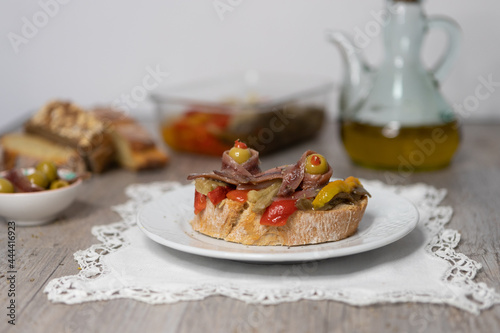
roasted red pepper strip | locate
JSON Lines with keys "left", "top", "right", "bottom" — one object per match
{"left": 194, "top": 190, "right": 207, "bottom": 215}
{"left": 226, "top": 189, "right": 250, "bottom": 203}
{"left": 234, "top": 140, "right": 248, "bottom": 149}
{"left": 310, "top": 155, "right": 322, "bottom": 165}
{"left": 260, "top": 199, "right": 298, "bottom": 226}
{"left": 207, "top": 186, "right": 231, "bottom": 205}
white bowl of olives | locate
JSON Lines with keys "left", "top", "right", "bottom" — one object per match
{"left": 0, "top": 162, "right": 83, "bottom": 226}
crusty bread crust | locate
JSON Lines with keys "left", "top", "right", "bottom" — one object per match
{"left": 190, "top": 197, "right": 368, "bottom": 246}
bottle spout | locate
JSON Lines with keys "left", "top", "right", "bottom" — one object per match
{"left": 326, "top": 30, "right": 372, "bottom": 111}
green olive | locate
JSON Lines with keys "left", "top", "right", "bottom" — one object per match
{"left": 27, "top": 170, "right": 49, "bottom": 189}
{"left": 0, "top": 178, "right": 15, "bottom": 193}
{"left": 50, "top": 179, "right": 69, "bottom": 190}
{"left": 228, "top": 147, "right": 251, "bottom": 164}
{"left": 305, "top": 154, "right": 329, "bottom": 174}
{"left": 36, "top": 161, "right": 58, "bottom": 182}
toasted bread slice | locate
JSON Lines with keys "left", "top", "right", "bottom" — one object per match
{"left": 24, "top": 100, "right": 115, "bottom": 173}
{"left": 91, "top": 108, "right": 168, "bottom": 171}
{"left": 191, "top": 199, "right": 246, "bottom": 239}
{"left": 190, "top": 197, "right": 368, "bottom": 246}
{"left": 0, "top": 132, "right": 86, "bottom": 173}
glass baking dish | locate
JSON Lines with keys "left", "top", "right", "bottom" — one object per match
{"left": 151, "top": 70, "right": 334, "bottom": 155}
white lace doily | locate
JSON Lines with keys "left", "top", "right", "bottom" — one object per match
{"left": 44, "top": 181, "right": 500, "bottom": 314}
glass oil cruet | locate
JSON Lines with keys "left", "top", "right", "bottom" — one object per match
{"left": 328, "top": 0, "right": 461, "bottom": 170}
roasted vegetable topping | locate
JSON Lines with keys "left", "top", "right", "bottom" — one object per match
{"left": 194, "top": 178, "right": 228, "bottom": 196}
{"left": 194, "top": 190, "right": 207, "bottom": 215}
{"left": 260, "top": 199, "right": 298, "bottom": 226}
{"left": 312, "top": 180, "right": 349, "bottom": 209}
{"left": 344, "top": 176, "right": 361, "bottom": 188}
{"left": 207, "top": 186, "right": 231, "bottom": 205}
{"left": 190, "top": 148, "right": 370, "bottom": 227}
{"left": 311, "top": 177, "right": 369, "bottom": 210}
{"left": 226, "top": 189, "right": 250, "bottom": 203}
{"left": 247, "top": 181, "right": 282, "bottom": 213}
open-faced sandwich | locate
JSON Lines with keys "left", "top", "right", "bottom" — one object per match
{"left": 187, "top": 141, "right": 370, "bottom": 246}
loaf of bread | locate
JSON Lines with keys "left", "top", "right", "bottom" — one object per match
{"left": 191, "top": 196, "right": 368, "bottom": 246}
{"left": 0, "top": 132, "right": 86, "bottom": 173}
{"left": 24, "top": 100, "right": 115, "bottom": 173}
{"left": 91, "top": 108, "right": 168, "bottom": 171}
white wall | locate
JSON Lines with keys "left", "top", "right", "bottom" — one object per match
{"left": 1, "top": 0, "right": 499, "bottom": 133}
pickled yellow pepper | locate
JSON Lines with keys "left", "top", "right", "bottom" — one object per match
{"left": 311, "top": 177, "right": 361, "bottom": 209}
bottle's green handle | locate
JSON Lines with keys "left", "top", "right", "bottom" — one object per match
{"left": 427, "top": 16, "right": 462, "bottom": 84}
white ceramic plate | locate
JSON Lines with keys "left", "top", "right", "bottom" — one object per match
{"left": 137, "top": 184, "right": 419, "bottom": 263}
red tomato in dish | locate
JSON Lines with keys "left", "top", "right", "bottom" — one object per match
{"left": 194, "top": 190, "right": 207, "bottom": 215}
{"left": 207, "top": 186, "right": 231, "bottom": 205}
{"left": 226, "top": 189, "right": 250, "bottom": 203}
{"left": 260, "top": 199, "right": 298, "bottom": 226}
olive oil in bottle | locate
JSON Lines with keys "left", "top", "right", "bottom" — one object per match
{"left": 330, "top": 0, "right": 462, "bottom": 171}
{"left": 340, "top": 120, "right": 460, "bottom": 170}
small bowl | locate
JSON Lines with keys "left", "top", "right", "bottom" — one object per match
{"left": 0, "top": 168, "right": 83, "bottom": 226}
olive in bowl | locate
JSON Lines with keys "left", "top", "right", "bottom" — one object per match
{"left": 0, "top": 163, "right": 82, "bottom": 226}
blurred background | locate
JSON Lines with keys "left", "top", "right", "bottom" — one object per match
{"left": 1, "top": 0, "right": 499, "bottom": 133}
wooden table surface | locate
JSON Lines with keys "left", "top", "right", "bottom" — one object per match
{"left": 1, "top": 121, "right": 499, "bottom": 333}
